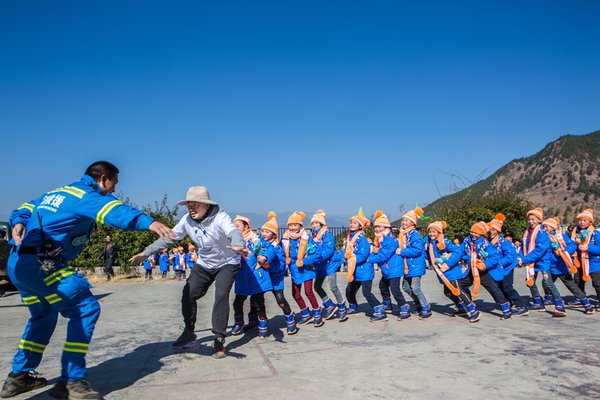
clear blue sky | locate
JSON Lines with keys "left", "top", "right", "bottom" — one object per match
{"left": 1, "top": 1, "right": 599, "bottom": 222}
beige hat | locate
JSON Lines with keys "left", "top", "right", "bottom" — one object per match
{"left": 177, "top": 186, "right": 218, "bottom": 206}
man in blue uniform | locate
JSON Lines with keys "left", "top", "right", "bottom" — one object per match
{"left": 0, "top": 161, "right": 174, "bottom": 399}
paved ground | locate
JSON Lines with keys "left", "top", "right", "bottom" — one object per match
{"left": 1, "top": 270, "right": 600, "bottom": 400}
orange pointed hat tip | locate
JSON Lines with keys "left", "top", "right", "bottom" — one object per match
{"left": 267, "top": 211, "right": 277, "bottom": 220}
{"left": 495, "top": 213, "right": 506, "bottom": 221}
{"left": 415, "top": 207, "right": 424, "bottom": 216}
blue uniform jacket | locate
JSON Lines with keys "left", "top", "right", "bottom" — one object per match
{"left": 9, "top": 174, "right": 154, "bottom": 264}
{"left": 399, "top": 229, "right": 427, "bottom": 277}
{"left": 520, "top": 225, "right": 552, "bottom": 272}
{"left": 235, "top": 236, "right": 274, "bottom": 296}
{"left": 423, "top": 236, "right": 456, "bottom": 284}
{"left": 268, "top": 241, "right": 287, "bottom": 291}
{"left": 548, "top": 232, "right": 577, "bottom": 275}
{"left": 346, "top": 231, "right": 372, "bottom": 282}
{"left": 445, "top": 236, "right": 500, "bottom": 281}
{"left": 159, "top": 253, "right": 169, "bottom": 271}
{"left": 285, "top": 235, "right": 320, "bottom": 285}
{"left": 368, "top": 233, "right": 403, "bottom": 279}
{"left": 572, "top": 227, "right": 600, "bottom": 274}
{"left": 491, "top": 236, "right": 518, "bottom": 276}
{"left": 313, "top": 230, "right": 336, "bottom": 278}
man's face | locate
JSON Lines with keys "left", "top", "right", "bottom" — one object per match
{"left": 578, "top": 218, "right": 591, "bottom": 229}
{"left": 105, "top": 235, "right": 111, "bottom": 243}
{"left": 99, "top": 174, "right": 118, "bottom": 196}
{"left": 187, "top": 202, "right": 209, "bottom": 220}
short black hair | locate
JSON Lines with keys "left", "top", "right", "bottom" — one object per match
{"left": 85, "top": 161, "right": 120, "bottom": 181}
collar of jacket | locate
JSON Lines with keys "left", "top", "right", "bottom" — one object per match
{"left": 80, "top": 174, "right": 103, "bottom": 194}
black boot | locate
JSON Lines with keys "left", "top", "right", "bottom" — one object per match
{"left": 0, "top": 371, "right": 47, "bottom": 398}
{"left": 212, "top": 337, "right": 227, "bottom": 359}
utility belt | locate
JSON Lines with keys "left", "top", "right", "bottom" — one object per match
{"left": 13, "top": 245, "right": 37, "bottom": 255}
{"left": 12, "top": 243, "right": 64, "bottom": 274}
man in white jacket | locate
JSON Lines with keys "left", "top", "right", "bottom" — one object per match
{"left": 131, "top": 186, "right": 245, "bottom": 358}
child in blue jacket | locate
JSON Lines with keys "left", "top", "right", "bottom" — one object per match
{"left": 282, "top": 211, "right": 323, "bottom": 326}
{"left": 261, "top": 212, "right": 298, "bottom": 334}
{"left": 344, "top": 214, "right": 386, "bottom": 322}
{"left": 369, "top": 211, "right": 411, "bottom": 320}
{"left": 571, "top": 208, "right": 600, "bottom": 311}
{"left": 543, "top": 217, "right": 594, "bottom": 314}
{"left": 143, "top": 254, "right": 155, "bottom": 280}
{"left": 231, "top": 215, "right": 274, "bottom": 339}
{"left": 487, "top": 214, "right": 528, "bottom": 316}
{"left": 517, "top": 208, "right": 565, "bottom": 315}
{"left": 184, "top": 243, "right": 198, "bottom": 279}
{"left": 398, "top": 207, "right": 432, "bottom": 319}
{"left": 311, "top": 210, "right": 346, "bottom": 321}
{"left": 158, "top": 248, "right": 169, "bottom": 279}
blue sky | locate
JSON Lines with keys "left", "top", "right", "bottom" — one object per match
{"left": 1, "top": 1, "right": 599, "bottom": 223}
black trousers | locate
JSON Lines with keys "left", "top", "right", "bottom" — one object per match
{"left": 478, "top": 271, "right": 508, "bottom": 304}
{"left": 346, "top": 280, "right": 381, "bottom": 308}
{"left": 544, "top": 273, "right": 587, "bottom": 300}
{"left": 103, "top": 260, "right": 115, "bottom": 279}
{"left": 181, "top": 263, "right": 240, "bottom": 339}
{"left": 272, "top": 289, "right": 292, "bottom": 315}
{"left": 233, "top": 292, "right": 267, "bottom": 319}
{"left": 497, "top": 269, "right": 525, "bottom": 308}
{"left": 443, "top": 276, "right": 474, "bottom": 305}
{"left": 379, "top": 277, "right": 407, "bottom": 306}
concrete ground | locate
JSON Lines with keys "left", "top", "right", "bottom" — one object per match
{"left": 1, "top": 270, "right": 600, "bottom": 400}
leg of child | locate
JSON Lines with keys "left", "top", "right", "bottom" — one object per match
{"left": 379, "top": 277, "right": 392, "bottom": 304}
{"left": 500, "top": 270, "right": 525, "bottom": 308}
{"left": 303, "top": 279, "right": 320, "bottom": 310}
{"left": 389, "top": 277, "right": 408, "bottom": 306}
{"left": 360, "top": 280, "right": 381, "bottom": 308}
{"left": 314, "top": 276, "right": 328, "bottom": 302}
{"left": 479, "top": 272, "right": 508, "bottom": 304}
{"left": 346, "top": 281, "right": 360, "bottom": 305}
{"left": 292, "top": 282, "right": 307, "bottom": 309}
{"left": 327, "top": 273, "right": 345, "bottom": 305}
{"left": 559, "top": 273, "right": 587, "bottom": 300}
{"left": 272, "top": 289, "right": 292, "bottom": 315}
{"left": 402, "top": 277, "right": 421, "bottom": 306}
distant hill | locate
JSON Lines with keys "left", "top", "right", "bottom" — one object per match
{"left": 424, "top": 130, "right": 600, "bottom": 224}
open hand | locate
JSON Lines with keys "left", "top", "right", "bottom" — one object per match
{"left": 129, "top": 252, "right": 146, "bottom": 265}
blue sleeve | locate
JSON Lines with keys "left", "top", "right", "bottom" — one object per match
{"left": 400, "top": 231, "right": 424, "bottom": 258}
{"left": 522, "top": 231, "right": 551, "bottom": 264}
{"left": 444, "top": 243, "right": 465, "bottom": 268}
{"left": 563, "top": 234, "right": 577, "bottom": 255}
{"left": 77, "top": 192, "right": 154, "bottom": 231}
{"left": 354, "top": 236, "right": 370, "bottom": 264}
{"left": 498, "top": 240, "right": 516, "bottom": 268}
{"left": 587, "top": 231, "right": 600, "bottom": 257}
{"left": 443, "top": 239, "right": 457, "bottom": 253}
{"left": 9, "top": 197, "right": 42, "bottom": 228}
{"left": 369, "top": 236, "right": 398, "bottom": 264}
{"left": 320, "top": 233, "right": 336, "bottom": 261}
{"left": 483, "top": 242, "right": 500, "bottom": 270}
{"left": 262, "top": 241, "right": 276, "bottom": 264}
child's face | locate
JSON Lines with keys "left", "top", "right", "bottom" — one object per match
{"left": 311, "top": 222, "right": 322, "bottom": 230}
{"left": 470, "top": 232, "right": 481, "bottom": 241}
{"left": 288, "top": 223, "right": 302, "bottom": 233}
{"left": 527, "top": 215, "right": 540, "bottom": 228}
{"left": 489, "top": 228, "right": 499, "bottom": 239}
{"left": 234, "top": 220, "right": 245, "bottom": 232}
{"left": 453, "top": 239, "right": 460, "bottom": 245}
{"left": 428, "top": 229, "right": 439, "bottom": 240}
{"left": 261, "top": 229, "right": 275, "bottom": 241}
{"left": 374, "top": 225, "right": 385, "bottom": 235}
{"left": 349, "top": 219, "right": 361, "bottom": 231}
{"left": 542, "top": 224, "right": 554, "bottom": 234}
{"left": 401, "top": 218, "right": 413, "bottom": 230}
{"left": 578, "top": 218, "right": 591, "bottom": 229}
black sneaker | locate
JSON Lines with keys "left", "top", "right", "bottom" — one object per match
{"left": 64, "top": 380, "right": 102, "bottom": 399}
{"left": 173, "top": 329, "right": 197, "bottom": 348}
{"left": 48, "top": 381, "right": 68, "bottom": 399}
{"left": 0, "top": 371, "right": 47, "bottom": 398}
{"left": 212, "top": 337, "right": 227, "bottom": 359}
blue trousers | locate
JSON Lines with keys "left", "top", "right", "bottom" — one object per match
{"left": 8, "top": 252, "right": 101, "bottom": 381}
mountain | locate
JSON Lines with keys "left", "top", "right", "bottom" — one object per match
{"left": 424, "top": 130, "right": 600, "bottom": 224}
